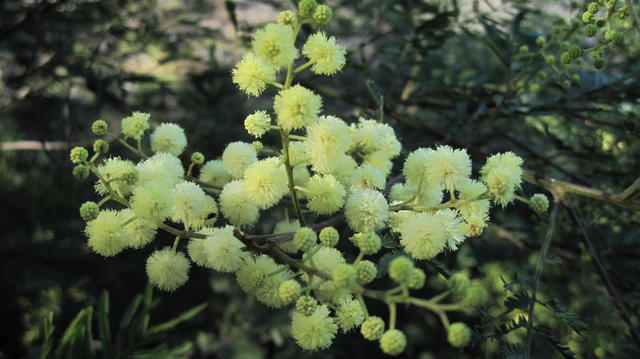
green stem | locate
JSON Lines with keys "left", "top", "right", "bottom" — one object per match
{"left": 294, "top": 60, "right": 314, "bottom": 73}
{"left": 118, "top": 138, "right": 148, "bottom": 159}
{"left": 280, "top": 130, "right": 307, "bottom": 226}
{"left": 172, "top": 236, "right": 181, "bottom": 251}
{"left": 387, "top": 302, "right": 397, "bottom": 329}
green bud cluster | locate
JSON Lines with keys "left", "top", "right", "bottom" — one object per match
{"left": 361, "top": 316, "right": 385, "bottom": 340}
{"left": 73, "top": 165, "right": 90, "bottom": 180}
{"left": 293, "top": 227, "right": 317, "bottom": 251}
{"left": 380, "top": 329, "right": 407, "bottom": 356}
{"left": 279, "top": 279, "right": 302, "bottom": 303}
{"left": 91, "top": 120, "right": 108, "bottom": 136}
{"left": 295, "top": 295, "right": 318, "bottom": 316}
{"left": 355, "top": 260, "right": 377, "bottom": 284}
{"left": 354, "top": 232, "right": 381, "bottom": 255}
{"left": 388, "top": 256, "right": 414, "bottom": 285}
{"left": 319, "top": 226, "right": 339, "bottom": 247}
{"left": 70, "top": 146, "right": 89, "bottom": 164}
{"left": 79, "top": 201, "right": 100, "bottom": 222}
{"left": 93, "top": 139, "right": 109, "bottom": 154}
{"left": 190, "top": 151, "right": 205, "bottom": 165}
{"left": 530, "top": 193, "right": 549, "bottom": 215}
{"left": 447, "top": 322, "right": 472, "bottom": 348}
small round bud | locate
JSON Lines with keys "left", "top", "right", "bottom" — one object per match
{"left": 582, "top": 11, "right": 594, "bottom": 23}
{"left": 562, "top": 80, "right": 571, "bottom": 89}
{"left": 612, "top": 32, "right": 624, "bottom": 45}
{"left": 298, "top": 0, "right": 317, "bottom": 18}
{"left": 447, "top": 322, "right": 472, "bottom": 348}
{"left": 121, "top": 112, "right": 150, "bottom": 140}
{"left": 70, "top": 146, "right": 89, "bottom": 164}
{"left": 295, "top": 295, "right": 318, "bottom": 316}
{"left": 313, "top": 5, "right": 332, "bottom": 25}
{"left": 73, "top": 165, "right": 90, "bottom": 180}
{"left": 319, "top": 226, "right": 339, "bottom": 247}
{"left": 529, "top": 83, "right": 540, "bottom": 93}
{"left": 560, "top": 42, "right": 570, "bottom": 51}
{"left": 354, "top": 232, "right": 381, "bottom": 255}
{"left": 407, "top": 268, "right": 426, "bottom": 289}
{"left": 79, "top": 201, "right": 100, "bottom": 222}
{"left": 278, "top": 10, "right": 296, "bottom": 25}
{"left": 535, "top": 36, "right": 546, "bottom": 47}
{"left": 379, "top": 329, "right": 407, "bottom": 356}
{"left": 595, "top": 17, "right": 606, "bottom": 27}
{"left": 584, "top": 24, "right": 598, "bottom": 37}
{"left": 293, "top": 227, "right": 317, "bottom": 251}
{"left": 120, "top": 167, "right": 139, "bottom": 186}
{"left": 530, "top": 193, "right": 549, "bottom": 215}
{"left": 91, "top": 120, "right": 108, "bottom": 136}
{"left": 278, "top": 279, "right": 302, "bottom": 303}
{"left": 560, "top": 52, "right": 572, "bottom": 64}
{"left": 355, "top": 260, "right": 377, "bottom": 284}
{"left": 361, "top": 316, "right": 385, "bottom": 341}
{"left": 593, "top": 57, "right": 606, "bottom": 70}
{"left": 251, "top": 141, "right": 263, "bottom": 152}
{"left": 460, "top": 284, "right": 489, "bottom": 309}
{"left": 587, "top": 2, "right": 599, "bottom": 14}
{"left": 518, "top": 45, "right": 529, "bottom": 55}
{"left": 388, "top": 256, "right": 414, "bottom": 285}
{"left": 448, "top": 272, "right": 470, "bottom": 299}
{"left": 190, "top": 152, "right": 205, "bottom": 165}
{"left": 568, "top": 45, "right": 582, "bottom": 58}
{"left": 544, "top": 55, "right": 556, "bottom": 65}
{"left": 93, "top": 139, "right": 109, "bottom": 154}
{"left": 332, "top": 264, "right": 356, "bottom": 288}
{"left": 571, "top": 74, "right": 581, "bottom": 84}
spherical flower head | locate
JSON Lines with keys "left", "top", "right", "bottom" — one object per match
{"left": 244, "top": 110, "right": 272, "bottom": 138}
{"left": 273, "top": 85, "right": 322, "bottom": 132}
{"left": 130, "top": 183, "right": 173, "bottom": 223}
{"left": 407, "top": 268, "right": 426, "bottom": 289}
{"left": 237, "top": 255, "right": 292, "bottom": 308}
{"left": 232, "top": 53, "right": 276, "bottom": 97}
{"left": 313, "top": 5, "right": 332, "bottom": 25}
{"left": 70, "top": 146, "right": 88, "bottom": 164}
{"left": 73, "top": 165, "right": 90, "bottom": 180}
{"left": 344, "top": 189, "right": 390, "bottom": 233}
{"left": 448, "top": 272, "right": 471, "bottom": 299}
{"left": 460, "top": 284, "right": 489, "bottom": 309}
{"left": 92, "top": 119, "right": 108, "bottom": 136}
{"left": 319, "top": 226, "right": 339, "bottom": 247}
{"left": 199, "top": 159, "right": 232, "bottom": 187}
{"left": 202, "top": 226, "right": 247, "bottom": 272}
{"left": 481, "top": 152, "right": 523, "bottom": 207}
{"left": 291, "top": 305, "right": 337, "bottom": 351}
{"left": 349, "top": 163, "right": 386, "bottom": 191}
{"left": 150, "top": 123, "right": 187, "bottom": 156}
{"left": 332, "top": 264, "right": 356, "bottom": 288}
{"left": 137, "top": 153, "right": 184, "bottom": 187}
{"left": 379, "top": 329, "right": 407, "bottom": 356}
{"left": 399, "top": 212, "right": 447, "bottom": 260}
{"left": 284, "top": 140, "right": 309, "bottom": 167}
{"left": 361, "top": 316, "right": 385, "bottom": 341}
{"left": 222, "top": 141, "right": 258, "bottom": 179}
{"left": 93, "top": 139, "right": 109, "bottom": 154}
{"left": 435, "top": 209, "right": 465, "bottom": 250}
{"left": 119, "top": 209, "right": 157, "bottom": 249}
{"left": 293, "top": 227, "right": 317, "bottom": 251}
{"left": 85, "top": 210, "right": 128, "bottom": 257}
{"left": 146, "top": 248, "right": 190, "bottom": 291}
{"left": 94, "top": 157, "right": 138, "bottom": 197}
{"left": 363, "top": 150, "right": 394, "bottom": 175}
{"left": 424, "top": 145, "right": 471, "bottom": 191}
{"left": 278, "top": 10, "right": 296, "bottom": 25}
{"left": 354, "top": 232, "right": 381, "bottom": 255}
{"left": 462, "top": 213, "right": 488, "bottom": 237}
{"left": 187, "top": 239, "right": 207, "bottom": 266}
{"left": 327, "top": 154, "right": 358, "bottom": 184}
{"left": 530, "top": 193, "right": 549, "bottom": 215}
{"left": 219, "top": 180, "right": 260, "bottom": 227}
{"left": 336, "top": 298, "right": 365, "bottom": 332}
{"left": 305, "top": 174, "right": 346, "bottom": 215}
{"left": 121, "top": 111, "right": 150, "bottom": 140}
{"left": 388, "top": 256, "right": 415, "bottom": 284}
{"left": 303, "top": 247, "right": 348, "bottom": 303}
{"left": 190, "top": 152, "right": 204, "bottom": 165}
{"left": 252, "top": 23, "right": 298, "bottom": 69}
{"left": 355, "top": 260, "right": 377, "bottom": 284}
{"left": 80, "top": 201, "right": 99, "bottom": 222}
{"left": 403, "top": 148, "right": 430, "bottom": 187}
{"left": 295, "top": 295, "right": 318, "bottom": 316}
{"left": 302, "top": 32, "right": 345, "bottom": 75}
{"left": 278, "top": 279, "right": 302, "bottom": 303}
{"left": 351, "top": 118, "right": 401, "bottom": 158}
{"left": 305, "top": 116, "right": 353, "bottom": 174}
{"left": 171, "top": 181, "right": 208, "bottom": 229}
{"left": 243, "top": 157, "right": 288, "bottom": 209}
{"left": 298, "top": 0, "right": 317, "bottom": 18}
{"left": 447, "top": 322, "right": 472, "bottom": 348}
{"left": 456, "top": 179, "right": 490, "bottom": 221}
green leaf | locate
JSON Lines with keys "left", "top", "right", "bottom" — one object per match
{"left": 98, "top": 291, "right": 112, "bottom": 359}
{"left": 504, "top": 290, "right": 530, "bottom": 310}
{"left": 39, "top": 312, "right": 55, "bottom": 359}
{"left": 145, "top": 303, "right": 207, "bottom": 336}
{"left": 119, "top": 294, "right": 143, "bottom": 330}
{"left": 55, "top": 307, "right": 94, "bottom": 359}
{"left": 125, "top": 341, "right": 192, "bottom": 359}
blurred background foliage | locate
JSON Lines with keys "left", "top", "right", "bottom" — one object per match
{"left": 1, "top": 0, "right": 640, "bottom": 358}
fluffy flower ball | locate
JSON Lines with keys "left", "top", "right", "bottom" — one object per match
{"left": 232, "top": 53, "right": 276, "bottom": 97}
{"left": 404, "top": 146, "right": 471, "bottom": 192}
{"left": 202, "top": 226, "right": 247, "bottom": 272}
{"left": 95, "top": 157, "right": 138, "bottom": 197}
{"left": 146, "top": 248, "right": 191, "bottom": 291}
{"left": 399, "top": 212, "right": 447, "bottom": 260}
{"left": 136, "top": 153, "right": 184, "bottom": 187}
{"left": 304, "top": 116, "right": 352, "bottom": 174}
{"left": 291, "top": 305, "right": 338, "bottom": 351}
{"left": 305, "top": 174, "right": 346, "bottom": 215}
{"left": 222, "top": 141, "right": 258, "bottom": 179}
{"left": 121, "top": 111, "right": 150, "bottom": 140}
{"left": 171, "top": 181, "right": 210, "bottom": 229}
{"left": 302, "top": 32, "right": 346, "bottom": 75}
{"left": 219, "top": 180, "right": 260, "bottom": 227}
{"left": 336, "top": 299, "right": 365, "bottom": 332}
{"left": 150, "top": 123, "right": 187, "bottom": 156}
{"left": 244, "top": 110, "right": 272, "bottom": 138}
{"left": 344, "top": 189, "right": 390, "bottom": 233}
{"left": 243, "top": 157, "right": 288, "bottom": 209}
{"left": 273, "top": 85, "right": 322, "bottom": 132}
{"left": 252, "top": 23, "right": 298, "bottom": 69}
{"left": 85, "top": 210, "right": 129, "bottom": 257}
{"left": 199, "top": 159, "right": 232, "bottom": 187}
{"left": 130, "top": 183, "right": 174, "bottom": 223}
{"left": 119, "top": 209, "right": 157, "bottom": 249}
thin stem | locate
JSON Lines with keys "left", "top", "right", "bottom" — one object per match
{"left": 294, "top": 60, "right": 314, "bottom": 74}
{"left": 118, "top": 138, "right": 148, "bottom": 159}
{"left": 172, "top": 235, "right": 181, "bottom": 251}
{"left": 387, "top": 302, "right": 397, "bottom": 329}
{"left": 280, "top": 130, "right": 307, "bottom": 226}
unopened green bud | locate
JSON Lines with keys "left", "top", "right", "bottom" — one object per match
{"left": 380, "top": 329, "right": 407, "bottom": 356}
{"left": 319, "top": 226, "right": 339, "bottom": 247}
{"left": 407, "top": 268, "right": 426, "bottom": 289}
{"left": 587, "top": 2, "right": 599, "bottom": 14}
{"left": 388, "top": 256, "right": 414, "bottom": 284}
{"left": 295, "top": 295, "right": 317, "bottom": 316}
{"left": 529, "top": 83, "right": 540, "bottom": 93}
{"left": 355, "top": 260, "right": 377, "bottom": 284}
{"left": 79, "top": 201, "right": 100, "bottom": 221}
{"left": 293, "top": 227, "right": 317, "bottom": 251}
{"left": 447, "top": 322, "right": 472, "bottom": 348}
{"left": 535, "top": 36, "right": 546, "bottom": 47}
{"left": 278, "top": 279, "right": 301, "bottom": 303}
{"left": 460, "top": 284, "right": 489, "bottom": 309}
{"left": 361, "top": 316, "right": 385, "bottom": 341}
{"left": 298, "top": 0, "right": 317, "bottom": 18}
{"left": 191, "top": 151, "right": 205, "bottom": 165}
{"left": 545, "top": 55, "right": 556, "bottom": 65}
{"left": 91, "top": 120, "right": 108, "bottom": 136}
{"left": 93, "top": 139, "right": 109, "bottom": 154}
{"left": 251, "top": 141, "right": 263, "bottom": 152}
{"left": 70, "top": 146, "right": 89, "bottom": 164}
{"left": 593, "top": 57, "right": 606, "bottom": 70}
{"left": 582, "top": 11, "right": 594, "bottom": 23}
{"left": 584, "top": 24, "right": 598, "bottom": 37}
{"left": 518, "top": 45, "right": 529, "bottom": 55}
{"left": 530, "top": 193, "right": 549, "bottom": 215}
{"left": 354, "top": 232, "right": 381, "bottom": 255}
{"left": 568, "top": 45, "right": 582, "bottom": 58}
{"left": 448, "top": 272, "right": 470, "bottom": 298}
{"left": 562, "top": 80, "right": 571, "bottom": 89}
{"left": 73, "top": 164, "right": 90, "bottom": 180}
{"left": 313, "top": 5, "right": 332, "bottom": 25}
{"left": 560, "top": 52, "right": 572, "bottom": 64}
{"left": 333, "top": 264, "right": 356, "bottom": 288}
{"left": 571, "top": 74, "right": 581, "bottom": 84}
{"left": 278, "top": 10, "right": 296, "bottom": 25}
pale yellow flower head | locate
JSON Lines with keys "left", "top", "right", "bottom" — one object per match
{"left": 244, "top": 110, "right": 272, "bottom": 138}
{"left": 243, "top": 157, "right": 289, "bottom": 209}
{"left": 232, "top": 53, "right": 276, "bottom": 97}
{"left": 399, "top": 212, "right": 447, "bottom": 260}
{"left": 252, "top": 23, "right": 298, "bottom": 69}
{"left": 199, "top": 159, "right": 232, "bottom": 187}
{"left": 219, "top": 180, "right": 260, "bottom": 227}
{"left": 222, "top": 141, "right": 258, "bottom": 179}
{"left": 305, "top": 174, "right": 346, "bottom": 215}
{"left": 302, "top": 32, "right": 346, "bottom": 75}
{"left": 304, "top": 115, "right": 352, "bottom": 174}
{"left": 201, "top": 226, "right": 248, "bottom": 273}
{"left": 273, "top": 85, "right": 322, "bottom": 132}
{"left": 291, "top": 305, "right": 338, "bottom": 350}
{"left": 344, "top": 189, "right": 390, "bottom": 233}
{"left": 150, "top": 123, "right": 187, "bottom": 156}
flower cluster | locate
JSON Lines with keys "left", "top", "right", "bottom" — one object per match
{"left": 70, "top": 0, "right": 539, "bottom": 355}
